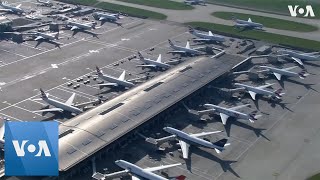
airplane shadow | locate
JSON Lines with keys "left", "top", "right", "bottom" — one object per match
{"left": 186, "top": 146, "right": 239, "bottom": 178}
{"left": 223, "top": 117, "right": 270, "bottom": 141}
{"left": 286, "top": 78, "right": 318, "bottom": 92}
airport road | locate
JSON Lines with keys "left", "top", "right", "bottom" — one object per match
{"left": 100, "top": 0, "right": 320, "bottom": 42}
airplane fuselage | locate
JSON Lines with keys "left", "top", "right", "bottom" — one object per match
{"left": 94, "top": 12, "right": 118, "bottom": 21}
{"left": 192, "top": 31, "right": 225, "bottom": 42}
{"left": 164, "top": 127, "right": 224, "bottom": 150}
{"left": 44, "top": 98, "right": 83, "bottom": 114}
{"left": 171, "top": 44, "right": 201, "bottom": 55}
{"left": 142, "top": 58, "right": 170, "bottom": 69}
{"left": 115, "top": 160, "right": 168, "bottom": 180}
{"left": 1, "top": 3, "right": 24, "bottom": 14}
{"left": 35, "top": 32, "right": 57, "bottom": 40}
{"left": 204, "top": 104, "right": 250, "bottom": 120}
{"left": 68, "top": 21, "right": 93, "bottom": 30}
{"left": 279, "top": 50, "right": 320, "bottom": 61}
{"left": 99, "top": 74, "right": 134, "bottom": 88}
{"left": 235, "top": 83, "right": 275, "bottom": 98}
{"left": 236, "top": 19, "right": 263, "bottom": 28}
{"left": 261, "top": 66, "right": 299, "bottom": 77}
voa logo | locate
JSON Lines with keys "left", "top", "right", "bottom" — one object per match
{"left": 5, "top": 121, "right": 58, "bottom": 176}
{"left": 288, "top": 5, "right": 315, "bottom": 17}
{"left": 12, "top": 140, "right": 51, "bottom": 157}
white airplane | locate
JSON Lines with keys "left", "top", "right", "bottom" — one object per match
{"left": 232, "top": 16, "right": 264, "bottom": 30}
{"left": 93, "top": 66, "right": 135, "bottom": 89}
{"left": 26, "top": 31, "right": 63, "bottom": 47}
{"left": 188, "top": 26, "right": 225, "bottom": 43}
{"left": 137, "top": 52, "right": 171, "bottom": 70}
{"left": 234, "top": 83, "right": 285, "bottom": 100}
{"left": 66, "top": 21, "right": 100, "bottom": 37}
{"left": 199, "top": 104, "right": 261, "bottom": 125}
{"left": 36, "top": 0, "right": 53, "bottom": 7}
{"left": 93, "top": 12, "right": 121, "bottom": 22}
{"left": 94, "top": 160, "right": 185, "bottom": 180}
{"left": 259, "top": 66, "right": 309, "bottom": 81}
{"left": 33, "top": 89, "right": 83, "bottom": 115}
{"left": 184, "top": 0, "right": 205, "bottom": 5}
{"left": 277, "top": 49, "right": 320, "bottom": 65}
{"left": 0, "top": 118, "right": 5, "bottom": 150}
{"left": 146, "top": 127, "right": 228, "bottom": 159}
{"left": 0, "top": 1, "right": 24, "bottom": 14}
{"left": 168, "top": 39, "right": 202, "bottom": 56}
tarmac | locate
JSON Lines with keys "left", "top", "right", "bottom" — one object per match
{"left": 1, "top": 1, "right": 320, "bottom": 180}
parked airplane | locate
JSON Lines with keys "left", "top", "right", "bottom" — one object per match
{"left": 199, "top": 104, "right": 261, "bottom": 125}
{"left": 93, "top": 66, "right": 135, "bottom": 89}
{"left": 137, "top": 52, "right": 171, "bottom": 70}
{"left": 168, "top": 39, "right": 202, "bottom": 56}
{"left": 234, "top": 83, "right": 285, "bottom": 100}
{"left": 277, "top": 50, "right": 320, "bottom": 65}
{"left": 259, "top": 66, "right": 309, "bottom": 81}
{"left": 0, "top": 1, "right": 24, "bottom": 14}
{"left": 188, "top": 26, "right": 225, "bottom": 43}
{"left": 26, "top": 31, "right": 63, "bottom": 47}
{"left": 94, "top": 160, "right": 185, "bottom": 180}
{"left": 93, "top": 12, "right": 122, "bottom": 25}
{"left": 232, "top": 16, "right": 264, "bottom": 30}
{"left": 36, "top": 0, "right": 53, "bottom": 7}
{"left": 146, "top": 127, "right": 228, "bottom": 159}
{"left": 184, "top": 0, "right": 205, "bottom": 5}
{"left": 33, "top": 89, "right": 83, "bottom": 115}
{"left": 65, "top": 21, "right": 100, "bottom": 37}
{"left": 0, "top": 118, "right": 5, "bottom": 149}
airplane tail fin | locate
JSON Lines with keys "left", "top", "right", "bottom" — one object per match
{"left": 171, "top": 175, "right": 186, "bottom": 180}
{"left": 138, "top": 51, "right": 144, "bottom": 60}
{"left": 40, "top": 88, "right": 48, "bottom": 99}
{"left": 96, "top": 66, "right": 103, "bottom": 76}
{"left": 231, "top": 14, "right": 236, "bottom": 21}
{"left": 188, "top": 25, "right": 194, "bottom": 34}
{"left": 55, "top": 32, "right": 59, "bottom": 39}
{"left": 274, "top": 88, "right": 285, "bottom": 99}
{"left": 168, "top": 39, "right": 174, "bottom": 46}
{"left": 298, "top": 69, "right": 310, "bottom": 79}
{"left": 249, "top": 110, "right": 261, "bottom": 122}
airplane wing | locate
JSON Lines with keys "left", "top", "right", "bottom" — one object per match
{"left": 291, "top": 57, "right": 303, "bottom": 65}
{"left": 248, "top": 91, "right": 257, "bottom": 100}
{"left": 190, "top": 131, "right": 223, "bottom": 138}
{"left": 156, "top": 54, "right": 162, "bottom": 63}
{"left": 65, "top": 93, "right": 76, "bottom": 106}
{"left": 34, "top": 36, "right": 44, "bottom": 41}
{"left": 193, "top": 38, "right": 211, "bottom": 42}
{"left": 144, "top": 163, "right": 182, "bottom": 172}
{"left": 257, "top": 83, "right": 274, "bottom": 89}
{"left": 118, "top": 71, "right": 126, "bottom": 81}
{"left": 185, "top": 41, "right": 190, "bottom": 49}
{"left": 168, "top": 50, "right": 187, "bottom": 54}
{"left": 33, "top": 108, "right": 64, "bottom": 113}
{"left": 284, "top": 66, "right": 298, "bottom": 71}
{"left": 16, "top": 4, "right": 22, "bottom": 8}
{"left": 229, "top": 104, "right": 250, "bottom": 110}
{"left": 219, "top": 113, "right": 229, "bottom": 125}
{"left": 179, "top": 140, "right": 190, "bottom": 159}
{"left": 0, "top": 9, "right": 13, "bottom": 12}
{"left": 70, "top": 26, "right": 80, "bottom": 31}
{"left": 92, "top": 83, "right": 118, "bottom": 87}
{"left": 273, "top": 72, "right": 282, "bottom": 81}
{"left": 136, "top": 64, "right": 157, "bottom": 68}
